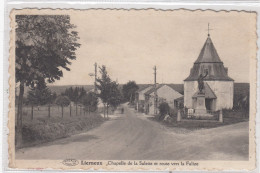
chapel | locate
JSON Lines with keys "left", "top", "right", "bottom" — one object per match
{"left": 184, "top": 33, "right": 234, "bottom": 111}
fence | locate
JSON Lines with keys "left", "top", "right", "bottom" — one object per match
{"left": 180, "top": 108, "right": 219, "bottom": 120}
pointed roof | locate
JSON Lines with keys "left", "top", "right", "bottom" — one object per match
{"left": 184, "top": 35, "right": 234, "bottom": 81}
{"left": 192, "top": 83, "right": 217, "bottom": 99}
{"left": 195, "top": 36, "right": 222, "bottom": 63}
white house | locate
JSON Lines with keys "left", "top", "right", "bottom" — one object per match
{"left": 144, "top": 84, "right": 183, "bottom": 115}
{"left": 184, "top": 34, "right": 234, "bottom": 111}
{"left": 135, "top": 85, "right": 153, "bottom": 112}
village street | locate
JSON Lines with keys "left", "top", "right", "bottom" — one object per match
{"left": 16, "top": 104, "right": 249, "bottom": 161}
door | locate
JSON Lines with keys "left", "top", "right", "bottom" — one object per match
{"left": 205, "top": 99, "right": 212, "bottom": 110}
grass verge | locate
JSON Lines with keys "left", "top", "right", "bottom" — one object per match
{"left": 149, "top": 110, "right": 248, "bottom": 131}
{"left": 16, "top": 113, "right": 105, "bottom": 149}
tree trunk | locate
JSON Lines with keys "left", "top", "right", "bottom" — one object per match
{"left": 62, "top": 106, "right": 64, "bottom": 118}
{"left": 106, "top": 104, "right": 109, "bottom": 118}
{"left": 130, "top": 93, "right": 133, "bottom": 104}
{"left": 70, "top": 104, "right": 72, "bottom": 117}
{"left": 31, "top": 105, "right": 34, "bottom": 120}
{"left": 48, "top": 104, "right": 51, "bottom": 118}
{"left": 103, "top": 103, "right": 106, "bottom": 118}
{"left": 88, "top": 107, "right": 90, "bottom": 115}
{"left": 76, "top": 102, "right": 78, "bottom": 116}
{"left": 16, "top": 81, "right": 24, "bottom": 147}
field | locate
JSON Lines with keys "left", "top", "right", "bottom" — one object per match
{"left": 16, "top": 105, "right": 105, "bottom": 148}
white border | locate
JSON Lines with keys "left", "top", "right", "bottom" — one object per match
{"left": 2, "top": 1, "right": 260, "bottom": 173}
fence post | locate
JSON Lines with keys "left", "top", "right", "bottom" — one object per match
{"left": 70, "top": 104, "right": 72, "bottom": 117}
{"left": 177, "top": 109, "right": 181, "bottom": 122}
{"left": 219, "top": 109, "right": 223, "bottom": 123}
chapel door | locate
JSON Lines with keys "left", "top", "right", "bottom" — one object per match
{"left": 205, "top": 99, "right": 212, "bottom": 110}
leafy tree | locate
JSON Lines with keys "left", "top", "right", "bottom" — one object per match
{"left": 158, "top": 102, "right": 170, "bottom": 120}
{"left": 108, "top": 81, "right": 122, "bottom": 111}
{"left": 96, "top": 65, "right": 112, "bottom": 118}
{"left": 82, "top": 92, "right": 98, "bottom": 115}
{"left": 15, "top": 15, "right": 80, "bottom": 146}
{"left": 55, "top": 95, "right": 70, "bottom": 118}
{"left": 63, "top": 87, "right": 86, "bottom": 116}
{"left": 122, "top": 81, "right": 139, "bottom": 104}
{"left": 27, "top": 85, "right": 52, "bottom": 120}
{"left": 96, "top": 65, "right": 122, "bottom": 118}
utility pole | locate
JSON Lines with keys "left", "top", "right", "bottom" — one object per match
{"left": 94, "top": 62, "right": 97, "bottom": 94}
{"left": 153, "top": 66, "right": 158, "bottom": 115}
{"left": 89, "top": 62, "right": 98, "bottom": 94}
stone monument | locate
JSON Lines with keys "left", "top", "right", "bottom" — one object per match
{"left": 195, "top": 72, "right": 208, "bottom": 116}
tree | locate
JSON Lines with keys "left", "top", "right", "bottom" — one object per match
{"left": 96, "top": 65, "right": 122, "bottom": 118}
{"left": 47, "top": 92, "right": 57, "bottom": 118}
{"left": 27, "top": 85, "right": 52, "bottom": 120}
{"left": 82, "top": 92, "right": 98, "bottom": 115}
{"left": 158, "top": 102, "right": 170, "bottom": 120}
{"left": 96, "top": 65, "right": 112, "bottom": 118}
{"left": 63, "top": 87, "right": 86, "bottom": 116}
{"left": 122, "top": 81, "right": 139, "bottom": 104}
{"left": 55, "top": 96, "right": 71, "bottom": 118}
{"left": 108, "top": 81, "right": 122, "bottom": 111}
{"left": 15, "top": 15, "right": 80, "bottom": 146}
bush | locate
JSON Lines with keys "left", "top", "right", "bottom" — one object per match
{"left": 169, "top": 107, "right": 178, "bottom": 117}
{"left": 158, "top": 102, "right": 170, "bottom": 120}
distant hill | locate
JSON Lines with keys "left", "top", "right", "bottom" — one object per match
{"left": 22, "top": 85, "right": 94, "bottom": 96}
{"left": 47, "top": 85, "right": 94, "bottom": 95}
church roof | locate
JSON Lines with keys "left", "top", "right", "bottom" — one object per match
{"left": 184, "top": 35, "right": 234, "bottom": 81}
{"left": 192, "top": 82, "right": 217, "bottom": 99}
{"left": 195, "top": 36, "right": 222, "bottom": 63}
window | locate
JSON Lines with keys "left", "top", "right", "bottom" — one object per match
{"left": 204, "top": 68, "right": 209, "bottom": 75}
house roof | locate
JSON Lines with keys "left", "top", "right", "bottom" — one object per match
{"left": 184, "top": 35, "right": 234, "bottom": 81}
{"left": 144, "top": 84, "right": 183, "bottom": 96}
{"left": 192, "top": 82, "right": 217, "bottom": 99}
{"left": 137, "top": 85, "right": 153, "bottom": 93}
{"left": 144, "top": 84, "right": 163, "bottom": 95}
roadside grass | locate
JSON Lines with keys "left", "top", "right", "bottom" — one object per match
{"left": 148, "top": 110, "right": 249, "bottom": 131}
{"left": 16, "top": 105, "right": 106, "bottom": 148}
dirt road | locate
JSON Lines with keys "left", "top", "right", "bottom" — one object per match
{"left": 16, "top": 105, "right": 249, "bottom": 160}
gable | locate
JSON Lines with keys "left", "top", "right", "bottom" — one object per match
{"left": 150, "top": 85, "right": 183, "bottom": 101}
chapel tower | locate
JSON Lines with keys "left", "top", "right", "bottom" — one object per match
{"left": 184, "top": 33, "right": 234, "bottom": 111}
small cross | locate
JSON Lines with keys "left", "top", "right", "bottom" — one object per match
{"left": 207, "top": 23, "right": 213, "bottom": 36}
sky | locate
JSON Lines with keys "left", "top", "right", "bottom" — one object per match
{"left": 51, "top": 10, "right": 256, "bottom": 85}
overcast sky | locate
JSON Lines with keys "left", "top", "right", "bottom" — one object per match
{"left": 51, "top": 10, "right": 256, "bottom": 85}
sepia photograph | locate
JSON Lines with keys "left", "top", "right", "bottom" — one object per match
{"left": 8, "top": 9, "right": 256, "bottom": 170}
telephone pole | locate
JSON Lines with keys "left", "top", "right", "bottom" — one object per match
{"left": 153, "top": 66, "right": 158, "bottom": 115}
